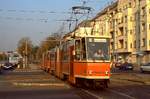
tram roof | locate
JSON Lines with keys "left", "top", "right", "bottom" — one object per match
{"left": 63, "top": 35, "right": 111, "bottom": 41}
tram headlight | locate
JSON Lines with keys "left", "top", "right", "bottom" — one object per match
{"left": 88, "top": 70, "right": 92, "bottom": 75}
{"left": 105, "top": 71, "right": 108, "bottom": 75}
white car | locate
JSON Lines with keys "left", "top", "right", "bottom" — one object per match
{"left": 140, "top": 63, "right": 150, "bottom": 72}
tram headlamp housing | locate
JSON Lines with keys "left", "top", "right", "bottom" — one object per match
{"left": 88, "top": 70, "right": 92, "bottom": 75}
{"left": 105, "top": 71, "right": 108, "bottom": 75}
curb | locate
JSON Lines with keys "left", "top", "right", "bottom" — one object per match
{"left": 112, "top": 78, "right": 150, "bottom": 85}
{"left": 119, "top": 78, "right": 150, "bottom": 85}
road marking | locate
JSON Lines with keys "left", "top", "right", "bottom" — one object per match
{"left": 81, "top": 89, "right": 103, "bottom": 99}
{"left": 13, "top": 82, "right": 66, "bottom": 87}
{"left": 108, "top": 89, "right": 136, "bottom": 99}
{"left": 81, "top": 88, "right": 136, "bottom": 99}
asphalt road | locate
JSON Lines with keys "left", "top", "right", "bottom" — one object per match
{"left": 0, "top": 64, "right": 149, "bottom": 99}
{"left": 0, "top": 65, "right": 96, "bottom": 99}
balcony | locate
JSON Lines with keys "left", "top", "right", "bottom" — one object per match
{"left": 116, "top": 48, "right": 132, "bottom": 53}
{"left": 110, "top": 39, "right": 114, "bottom": 42}
{"left": 140, "top": 39, "right": 149, "bottom": 51}
{"left": 141, "top": 46, "right": 147, "bottom": 51}
{"left": 117, "top": 35, "right": 125, "bottom": 40}
{"left": 118, "top": 22, "right": 123, "bottom": 28}
{"left": 140, "top": 15, "right": 146, "bottom": 22}
{"left": 116, "top": 48, "right": 126, "bottom": 53}
{"left": 110, "top": 26, "right": 114, "bottom": 32}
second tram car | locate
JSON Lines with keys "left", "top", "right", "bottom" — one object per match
{"left": 42, "top": 36, "right": 111, "bottom": 88}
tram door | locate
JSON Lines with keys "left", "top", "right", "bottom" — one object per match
{"left": 69, "top": 42, "right": 75, "bottom": 83}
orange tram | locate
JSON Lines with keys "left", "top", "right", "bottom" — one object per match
{"left": 41, "top": 35, "right": 111, "bottom": 88}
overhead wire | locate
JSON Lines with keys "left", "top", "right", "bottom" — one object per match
{"left": 0, "top": 9, "right": 76, "bottom": 14}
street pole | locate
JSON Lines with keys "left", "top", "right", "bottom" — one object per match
{"left": 25, "top": 40, "right": 28, "bottom": 68}
{"left": 136, "top": 0, "right": 141, "bottom": 66}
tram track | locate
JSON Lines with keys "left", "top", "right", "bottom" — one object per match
{"left": 65, "top": 81, "right": 137, "bottom": 99}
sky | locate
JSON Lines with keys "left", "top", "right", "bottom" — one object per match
{"left": 0, "top": 0, "right": 113, "bottom": 51}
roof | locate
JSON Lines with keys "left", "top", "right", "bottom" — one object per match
{"left": 78, "top": 20, "right": 92, "bottom": 27}
{"left": 92, "top": 1, "right": 118, "bottom": 20}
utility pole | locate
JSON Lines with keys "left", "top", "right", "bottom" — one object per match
{"left": 25, "top": 40, "right": 28, "bottom": 68}
{"left": 136, "top": 0, "right": 141, "bottom": 66}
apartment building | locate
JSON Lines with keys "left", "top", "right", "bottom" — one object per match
{"left": 138, "top": 0, "right": 150, "bottom": 64}
{"left": 115, "top": 0, "right": 150, "bottom": 64}
{"left": 115, "top": 0, "right": 134, "bottom": 63}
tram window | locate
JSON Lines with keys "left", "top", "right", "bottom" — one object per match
{"left": 50, "top": 53, "right": 55, "bottom": 60}
{"left": 81, "top": 38, "right": 86, "bottom": 60}
{"left": 47, "top": 53, "right": 50, "bottom": 60}
{"left": 87, "top": 38, "right": 110, "bottom": 60}
{"left": 75, "top": 40, "right": 81, "bottom": 60}
{"left": 62, "top": 43, "right": 69, "bottom": 61}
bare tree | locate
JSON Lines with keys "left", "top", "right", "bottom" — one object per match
{"left": 37, "top": 34, "right": 60, "bottom": 59}
{"left": 17, "top": 37, "right": 33, "bottom": 58}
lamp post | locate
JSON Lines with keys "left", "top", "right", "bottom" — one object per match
{"left": 25, "top": 40, "right": 28, "bottom": 68}
{"left": 136, "top": 0, "right": 141, "bottom": 66}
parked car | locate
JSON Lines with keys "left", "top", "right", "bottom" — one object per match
{"left": 119, "top": 62, "right": 134, "bottom": 70}
{"left": 0, "top": 61, "right": 5, "bottom": 73}
{"left": 1, "top": 62, "right": 14, "bottom": 70}
{"left": 114, "top": 62, "right": 122, "bottom": 68}
{"left": 0, "top": 66, "right": 2, "bottom": 74}
{"left": 140, "top": 62, "right": 150, "bottom": 73}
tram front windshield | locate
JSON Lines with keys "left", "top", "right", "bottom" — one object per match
{"left": 87, "top": 37, "right": 110, "bottom": 61}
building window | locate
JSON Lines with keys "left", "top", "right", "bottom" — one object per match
{"left": 142, "top": 7, "right": 146, "bottom": 15}
{"left": 134, "top": 40, "right": 136, "bottom": 48}
{"left": 111, "top": 42, "right": 114, "bottom": 50}
{"left": 149, "top": 24, "right": 150, "bottom": 29}
{"left": 142, "top": 23, "right": 145, "bottom": 32}
{"left": 121, "top": 17, "right": 123, "bottom": 23}
{"left": 130, "top": 30, "right": 133, "bottom": 35}
{"left": 130, "top": 16, "right": 133, "bottom": 21}
{"left": 125, "top": 16, "right": 127, "bottom": 23}
{"left": 119, "top": 27, "right": 123, "bottom": 36}
{"left": 139, "top": 40, "right": 140, "bottom": 48}
{"left": 125, "top": 41, "right": 127, "bottom": 49}
{"left": 119, "top": 40, "right": 124, "bottom": 49}
{"left": 125, "top": 27, "right": 127, "bottom": 35}
{"left": 142, "top": 38, "right": 145, "bottom": 47}
{"left": 128, "top": 2, "right": 132, "bottom": 8}
{"left": 130, "top": 43, "right": 132, "bottom": 48}
{"left": 110, "top": 32, "right": 113, "bottom": 38}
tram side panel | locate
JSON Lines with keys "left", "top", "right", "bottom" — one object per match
{"left": 61, "top": 56, "right": 70, "bottom": 79}
{"left": 47, "top": 53, "right": 52, "bottom": 72}
{"left": 68, "top": 45, "right": 76, "bottom": 84}
{"left": 50, "top": 52, "right": 56, "bottom": 74}
{"left": 61, "top": 42, "right": 74, "bottom": 80}
{"left": 41, "top": 53, "right": 45, "bottom": 70}
{"left": 42, "top": 54, "right": 48, "bottom": 71}
{"left": 55, "top": 47, "right": 61, "bottom": 77}
{"left": 46, "top": 60, "right": 51, "bottom": 72}
{"left": 59, "top": 49, "right": 64, "bottom": 79}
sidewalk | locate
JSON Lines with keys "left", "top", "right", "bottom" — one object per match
{"left": 14, "top": 64, "right": 42, "bottom": 72}
{"left": 111, "top": 72, "right": 150, "bottom": 85}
